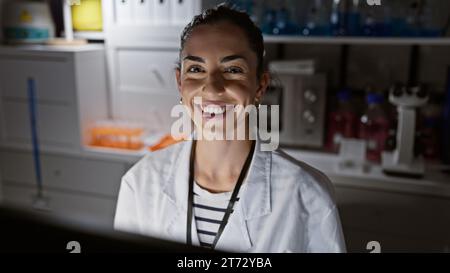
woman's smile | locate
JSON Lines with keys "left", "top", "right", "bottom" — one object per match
{"left": 193, "top": 99, "right": 234, "bottom": 122}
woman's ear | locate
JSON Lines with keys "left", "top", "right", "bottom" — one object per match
{"left": 255, "top": 72, "right": 270, "bottom": 102}
{"left": 175, "top": 68, "right": 182, "bottom": 94}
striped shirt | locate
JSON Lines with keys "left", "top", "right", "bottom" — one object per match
{"left": 193, "top": 181, "right": 243, "bottom": 249}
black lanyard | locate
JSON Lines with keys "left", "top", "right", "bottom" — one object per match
{"left": 186, "top": 140, "right": 256, "bottom": 250}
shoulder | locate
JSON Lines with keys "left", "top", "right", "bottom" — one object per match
{"left": 269, "top": 148, "right": 337, "bottom": 211}
{"left": 121, "top": 141, "right": 188, "bottom": 189}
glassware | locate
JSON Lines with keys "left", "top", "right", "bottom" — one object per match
{"left": 358, "top": 92, "right": 390, "bottom": 163}
{"left": 326, "top": 88, "right": 358, "bottom": 153}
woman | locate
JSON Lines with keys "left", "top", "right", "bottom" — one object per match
{"left": 114, "top": 5, "right": 345, "bottom": 253}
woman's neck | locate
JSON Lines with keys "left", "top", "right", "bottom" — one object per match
{"left": 194, "top": 139, "right": 254, "bottom": 193}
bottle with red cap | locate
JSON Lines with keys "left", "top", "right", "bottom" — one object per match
{"left": 358, "top": 92, "right": 390, "bottom": 163}
{"left": 326, "top": 88, "right": 357, "bottom": 153}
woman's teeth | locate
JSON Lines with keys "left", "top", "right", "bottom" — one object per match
{"left": 202, "top": 105, "right": 225, "bottom": 115}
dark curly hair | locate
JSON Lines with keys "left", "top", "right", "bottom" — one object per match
{"left": 177, "top": 4, "right": 265, "bottom": 80}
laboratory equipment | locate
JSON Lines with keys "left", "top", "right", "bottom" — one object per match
{"left": 326, "top": 88, "right": 357, "bottom": 153}
{"left": 269, "top": 61, "right": 327, "bottom": 148}
{"left": 358, "top": 92, "right": 390, "bottom": 163}
{"left": 2, "top": 0, "right": 55, "bottom": 44}
{"left": 382, "top": 85, "right": 429, "bottom": 177}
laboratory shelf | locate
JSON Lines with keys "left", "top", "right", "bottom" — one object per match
{"left": 263, "top": 35, "right": 450, "bottom": 46}
{"left": 73, "top": 31, "right": 105, "bottom": 40}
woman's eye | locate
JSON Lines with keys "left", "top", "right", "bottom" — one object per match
{"left": 186, "top": 66, "right": 204, "bottom": 73}
{"left": 225, "top": 67, "right": 244, "bottom": 74}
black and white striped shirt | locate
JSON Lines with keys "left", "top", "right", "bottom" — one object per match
{"left": 193, "top": 181, "right": 243, "bottom": 249}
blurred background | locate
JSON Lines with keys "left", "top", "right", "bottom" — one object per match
{"left": 0, "top": 0, "right": 449, "bottom": 252}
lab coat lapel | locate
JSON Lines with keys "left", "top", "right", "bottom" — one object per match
{"left": 215, "top": 136, "right": 272, "bottom": 251}
{"left": 160, "top": 139, "right": 200, "bottom": 247}
{"left": 214, "top": 198, "right": 253, "bottom": 251}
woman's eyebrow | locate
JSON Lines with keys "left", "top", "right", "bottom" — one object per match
{"left": 183, "top": 55, "right": 205, "bottom": 63}
{"left": 220, "top": 55, "right": 247, "bottom": 63}
{"left": 182, "top": 54, "right": 247, "bottom": 64}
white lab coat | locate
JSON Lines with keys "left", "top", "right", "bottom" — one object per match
{"left": 114, "top": 136, "right": 346, "bottom": 253}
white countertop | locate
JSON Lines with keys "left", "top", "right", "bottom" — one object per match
{"left": 84, "top": 144, "right": 450, "bottom": 199}
{"left": 2, "top": 143, "right": 450, "bottom": 199}
{"left": 284, "top": 149, "right": 450, "bottom": 199}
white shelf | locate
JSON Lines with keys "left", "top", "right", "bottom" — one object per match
{"left": 71, "top": 31, "right": 450, "bottom": 45}
{"left": 285, "top": 148, "right": 450, "bottom": 199}
{"left": 74, "top": 31, "right": 105, "bottom": 40}
{"left": 263, "top": 35, "right": 450, "bottom": 46}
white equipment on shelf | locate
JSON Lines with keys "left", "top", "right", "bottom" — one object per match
{"left": 382, "top": 84, "right": 429, "bottom": 178}
{"left": 2, "top": 0, "right": 55, "bottom": 44}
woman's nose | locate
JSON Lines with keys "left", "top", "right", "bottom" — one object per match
{"left": 203, "top": 71, "right": 225, "bottom": 95}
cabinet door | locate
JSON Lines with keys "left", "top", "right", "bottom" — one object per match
{"left": 152, "top": 0, "right": 171, "bottom": 25}
{"left": 171, "top": 0, "right": 200, "bottom": 25}
{"left": 1, "top": 100, "right": 79, "bottom": 148}
{"left": 1, "top": 184, "right": 117, "bottom": 228}
{"left": 133, "top": 0, "right": 153, "bottom": 24}
{"left": 335, "top": 185, "right": 450, "bottom": 252}
{"left": 0, "top": 55, "right": 75, "bottom": 104}
{"left": 116, "top": 49, "right": 178, "bottom": 94}
{"left": 0, "top": 150, "right": 127, "bottom": 198}
{"left": 113, "top": 48, "right": 179, "bottom": 129}
{"left": 115, "top": 0, "right": 134, "bottom": 25}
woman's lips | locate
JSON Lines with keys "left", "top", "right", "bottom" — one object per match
{"left": 193, "top": 100, "right": 232, "bottom": 121}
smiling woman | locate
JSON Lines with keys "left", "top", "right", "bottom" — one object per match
{"left": 113, "top": 4, "right": 346, "bottom": 253}
{"left": 175, "top": 8, "right": 269, "bottom": 142}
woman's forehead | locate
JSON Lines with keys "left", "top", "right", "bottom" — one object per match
{"left": 182, "top": 23, "right": 255, "bottom": 60}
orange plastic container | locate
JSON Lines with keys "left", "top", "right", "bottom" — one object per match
{"left": 89, "top": 121, "right": 144, "bottom": 150}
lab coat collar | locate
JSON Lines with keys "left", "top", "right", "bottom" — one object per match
{"left": 160, "top": 130, "right": 272, "bottom": 249}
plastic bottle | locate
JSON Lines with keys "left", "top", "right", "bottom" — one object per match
{"left": 326, "top": 89, "right": 357, "bottom": 153}
{"left": 273, "top": 6, "right": 298, "bottom": 35}
{"left": 404, "top": 1, "right": 421, "bottom": 36}
{"left": 378, "top": 2, "right": 393, "bottom": 36}
{"left": 261, "top": 6, "right": 276, "bottom": 35}
{"left": 420, "top": 115, "right": 441, "bottom": 162}
{"left": 302, "top": 0, "right": 330, "bottom": 36}
{"left": 358, "top": 93, "right": 390, "bottom": 163}
{"left": 346, "top": 0, "right": 361, "bottom": 36}
{"left": 419, "top": 0, "right": 442, "bottom": 37}
{"left": 361, "top": 11, "right": 376, "bottom": 36}
{"left": 330, "top": 0, "right": 347, "bottom": 36}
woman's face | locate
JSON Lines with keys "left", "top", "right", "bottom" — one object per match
{"left": 176, "top": 22, "right": 270, "bottom": 139}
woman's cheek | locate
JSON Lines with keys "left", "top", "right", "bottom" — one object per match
{"left": 224, "top": 82, "right": 255, "bottom": 104}
{"left": 182, "top": 79, "right": 204, "bottom": 95}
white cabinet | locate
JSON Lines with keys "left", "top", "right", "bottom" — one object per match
{"left": 102, "top": 0, "right": 202, "bottom": 132}
{"left": 0, "top": 45, "right": 119, "bottom": 227}
{"left": 1, "top": 184, "right": 117, "bottom": 227}
{"left": 116, "top": 49, "right": 178, "bottom": 93}
{"left": 171, "top": 0, "right": 199, "bottom": 26}
{"left": 0, "top": 148, "right": 128, "bottom": 227}
{"left": 0, "top": 150, "right": 126, "bottom": 197}
{"left": 0, "top": 45, "right": 109, "bottom": 152}
{"left": 115, "top": 0, "right": 134, "bottom": 25}
{"left": 111, "top": 0, "right": 200, "bottom": 26}
{"left": 152, "top": 0, "right": 171, "bottom": 25}
{"left": 133, "top": 0, "right": 153, "bottom": 24}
